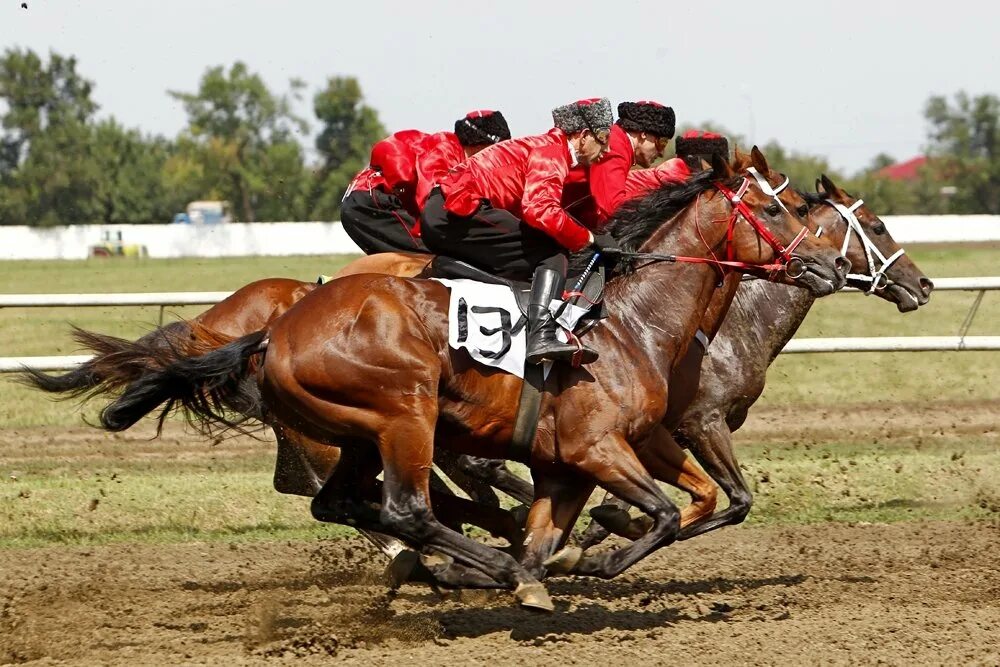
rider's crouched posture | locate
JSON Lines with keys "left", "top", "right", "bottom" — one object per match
{"left": 563, "top": 100, "right": 678, "bottom": 229}
{"left": 620, "top": 130, "right": 728, "bottom": 199}
{"left": 421, "top": 98, "right": 622, "bottom": 365}
{"left": 341, "top": 110, "right": 511, "bottom": 254}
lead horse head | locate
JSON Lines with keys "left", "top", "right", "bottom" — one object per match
{"left": 811, "top": 175, "right": 933, "bottom": 311}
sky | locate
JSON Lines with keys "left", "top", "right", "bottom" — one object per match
{"left": 2, "top": 0, "right": 997, "bottom": 174}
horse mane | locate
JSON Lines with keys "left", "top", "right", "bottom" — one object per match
{"left": 798, "top": 190, "right": 827, "bottom": 208}
{"left": 606, "top": 169, "right": 719, "bottom": 252}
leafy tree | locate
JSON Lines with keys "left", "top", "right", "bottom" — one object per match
{"left": 170, "top": 62, "right": 309, "bottom": 221}
{"left": 923, "top": 92, "right": 1000, "bottom": 213}
{"left": 0, "top": 118, "right": 102, "bottom": 226}
{"left": 90, "top": 119, "right": 184, "bottom": 224}
{"left": 307, "top": 76, "right": 386, "bottom": 219}
{"left": 0, "top": 48, "right": 97, "bottom": 174}
{"left": 0, "top": 48, "right": 106, "bottom": 225}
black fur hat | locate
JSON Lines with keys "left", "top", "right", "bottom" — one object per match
{"left": 674, "top": 131, "right": 730, "bottom": 163}
{"left": 455, "top": 110, "right": 511, "bottom": 146}
{"left": 551, "top": 98, "right": 613, "bottom": 135}
{"left": 616, "top": 101, "right": 676, "bottom": 138}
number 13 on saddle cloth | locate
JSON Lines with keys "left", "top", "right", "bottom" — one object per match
{"left": 433, "top": 278, "right": 596, "bottom": 379}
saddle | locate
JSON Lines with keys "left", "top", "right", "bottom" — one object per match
{"left": 429, "top": 256, "right": 607, "bottom": 333}
{"left": 430, "top": 255, "right": 608, "bottom": 463}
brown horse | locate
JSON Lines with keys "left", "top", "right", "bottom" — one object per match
{"left": 80, "top": 148, "right": 847, "bottom": 609}
{"left": 576, "top": 170, "right": 933, "bottom": 547}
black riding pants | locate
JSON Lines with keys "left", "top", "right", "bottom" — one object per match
{"left": 420, "top": 189, "right": 567, "bottom": 282}
{"left": 340, "top": 188, "right": 429, "bottom": 255}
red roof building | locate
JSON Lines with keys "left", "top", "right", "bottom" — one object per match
{"left": 876, "top": 156, "right": 928, "bottom": 181}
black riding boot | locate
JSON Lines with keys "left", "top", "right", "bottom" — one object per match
{"left": 525, "top": 267, "right": 598, "bottom": 365}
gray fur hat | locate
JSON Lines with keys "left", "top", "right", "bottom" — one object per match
{"left": 551, "top": 97, "right": 613, "bottom": 135}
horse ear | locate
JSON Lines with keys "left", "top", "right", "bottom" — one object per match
{"left": 711, "top": 150, "right": 733, "bottom": 179}
{"left": 815, "top": 177, "right": 827, "bottom": 197}
{"left": 750, "top": 145, "right": 770, "bottom": 174}
{"left": 820, "top": 174, "right": 839, "bottom": 196}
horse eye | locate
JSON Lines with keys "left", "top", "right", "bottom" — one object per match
{"left": 796, "top": 204, "right": 809, "bottom": 217}
{"left": 765, "top": 204, "right": 780, "bottom": 216}
{"left": 872, "top": 221, "right": 886, "bottom": 235}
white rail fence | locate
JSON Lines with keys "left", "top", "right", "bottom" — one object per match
{"left": 0, "top": 277, "right": 997, "bottom": 372}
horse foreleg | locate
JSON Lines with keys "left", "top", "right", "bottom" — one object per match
{"left": 545, "top": 433, "right": 681, "bottom": 580}
{"left": 517, "top": 471, "right": 594, "bottom": 579}
{"left": 375, "top": 415, "right": 552, "bottom": 609}
{"left": 675, "top": 415, "right": 753, "bottom": 540}
{"left": 577, "top": 425, "right": 718, "bottom": 547}
{"left": 456, "top": 456, "right": 535, "bottom": 506}
{"left": 639, "top": 427, "right": 718, "bottom": 528}
{"left": 432, "top": 451, "right": 501, "bottom": 506}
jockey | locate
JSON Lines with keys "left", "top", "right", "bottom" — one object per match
{"left": 623, "top": 156, "right": 691, "bottom": 200}
{"left": 621, "top": 129, "right": 729, "bottom": 199}
{"left": 340, "top": 110, "right": 511, "bottom": 255}
{"left": 563, "top": 100, "right": 677, "bottom": 228}
{"left": 673, "top": 129, "right": 730, "bottom": 171}
{"left": 421, "top": 98, "right": 621, "bottom": 365}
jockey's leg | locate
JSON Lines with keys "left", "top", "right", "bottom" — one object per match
{"left": 341, "top": 187, "right": 428, "bottom": 255}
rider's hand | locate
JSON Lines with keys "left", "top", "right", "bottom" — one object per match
{"left": 589, "top": 231, "right": 622, "bottom": 257}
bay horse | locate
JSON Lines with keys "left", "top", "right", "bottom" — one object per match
{"left": 75, "top": 148, "right": 848, "bottom": 609}
{"left": 575, "top": 170, "right": 933, "bottom": 547}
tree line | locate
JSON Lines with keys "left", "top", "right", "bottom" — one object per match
{"left": 1, "top": 48, "right": 997, "bottom": 226}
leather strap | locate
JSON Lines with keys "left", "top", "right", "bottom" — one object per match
{"left": 509, "top": 363, "right": 544, "bottom": 464}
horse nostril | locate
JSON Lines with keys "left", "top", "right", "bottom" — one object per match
{"left": 834, "top": 256, "right": 851, "bottom": 276}
{"left": 919, "top": 277, "right": 934, "bottom": 296}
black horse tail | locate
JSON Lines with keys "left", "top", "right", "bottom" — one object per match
{"left": 16, "top": 322, "right": 193, "bottom": 399}
{"left": 99, "top": 330, "right": 268, "bottom": 435}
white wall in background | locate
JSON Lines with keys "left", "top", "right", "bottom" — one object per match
{"left": 2, "top": 216, "right": 999, "bottom": 260}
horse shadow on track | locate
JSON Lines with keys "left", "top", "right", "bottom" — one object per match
{"left": 399, "top": 573, "right": 810, "bottom": 641}
{"left": 548, "top": 573, "right": 809, "bottom": 602}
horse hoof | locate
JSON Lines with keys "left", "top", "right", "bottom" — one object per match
{"left": 383, "top": 550, "right": 420, "bottom": 590}
{"left": 543, "top": 545, "right": 583, "bottom": 575}
{"left": 589, "top": 504, "right": 633, "bottom": 534}
{"left": 514, "top": 582, "right": 554, "bottom": 612}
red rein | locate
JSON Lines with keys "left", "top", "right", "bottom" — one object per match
{"left": 668, "top": 178, "right": 809, "bottom": 279}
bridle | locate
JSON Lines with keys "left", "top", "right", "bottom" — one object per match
{"left": 615, "top": 167, "right": 810, "bottom": 279}
{"left": 826, "top": 197, "right": 905, "bottom": 293}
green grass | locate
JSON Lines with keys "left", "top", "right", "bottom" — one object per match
{"left": 0, "top": 255, "right": 358, "bottom": 427}
{"left": 0, "top": 246, "right": 998, "bottom": 548}
{"left": 3, "top": 245, "right": 999, "bottom": 426}
{"left": 1, "top": 430, "right": 996, "bottom": 549}
{"left": 758, "top": 245, "right": 1000, "bottom": 406}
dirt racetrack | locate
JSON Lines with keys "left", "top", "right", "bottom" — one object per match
{"left": 1, "top": 518, "right": 997, "bottom": 665}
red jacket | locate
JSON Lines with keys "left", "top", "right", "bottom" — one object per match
{"left": 623, "top": 158, "right": 691, "bottom": 200}
{"left": 414, "top": 132, "right": 466, "bottom": 210}
{"left": 346, "top": 131, "right": 468, "bottom": 226}
{"left": 346, "top": 129, "right": 428, "bottom": 215}
{"left": 562, "top": 124, "right": 634, "bottom": 229}
{"left": 438, "top": 128, "right": 592, "bottom": 252}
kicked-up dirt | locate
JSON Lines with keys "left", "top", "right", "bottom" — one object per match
{"left": 2, "top": 519, "right": 998, "bottom": 665}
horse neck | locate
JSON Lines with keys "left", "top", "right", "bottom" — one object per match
{"left": 604, "top": 194, "right": 729, "bottom": 373}
{"left": 699, "top": 273, "right": 742, "bottom": 340}
{"left": 729, "top": 279, "right": 817, "bottom": 363}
